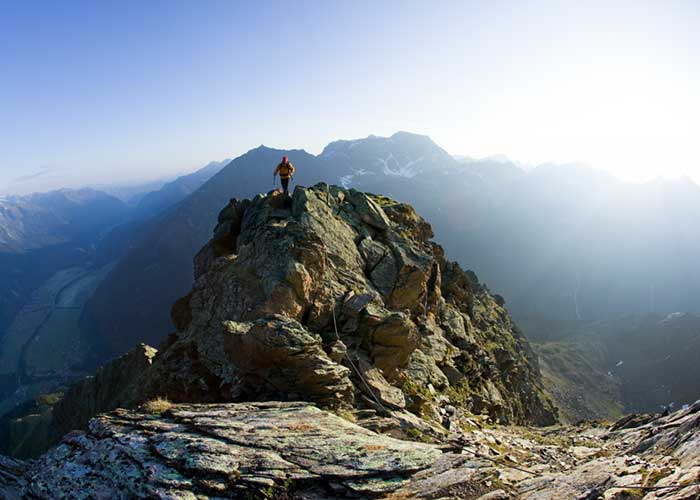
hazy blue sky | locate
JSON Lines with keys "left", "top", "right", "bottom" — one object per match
{"left": 2, "top": 0, "right": 699, "bottom": 194}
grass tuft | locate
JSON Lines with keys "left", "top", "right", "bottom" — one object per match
{"left": 142, "top": 397, "right": 174, "bottom": 414}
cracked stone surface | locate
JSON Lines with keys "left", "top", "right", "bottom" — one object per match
{"left": 17, "top": 402, "right": 442, "bottom": 499}
{"left": 3, "top": 400, "right": 700, "bottom": 499}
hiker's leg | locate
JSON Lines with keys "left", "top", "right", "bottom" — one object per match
{"left": 281, "top": 177, "right": 289, "bottom": 193}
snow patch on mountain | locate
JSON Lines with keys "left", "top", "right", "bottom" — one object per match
{"left": 339, "top": 168, "right": 374, "bottom": 188}
{"left": 660, "top": 312, "right": 687, "bottom": 324}
{"left": 376, "top": 154, "right": 424, "bottom": 178}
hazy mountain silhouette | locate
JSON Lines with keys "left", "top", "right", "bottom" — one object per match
{"left": 450, "top": 169, "right": 700, "bottom": 321}
{"left": 0, "top": 189, "right": 128, "bottom": 253}
{"left": 131, "top": 160, "right": 229, "bottom": 220}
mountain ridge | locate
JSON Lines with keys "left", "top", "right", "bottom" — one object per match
{"left": 3, "top": 184, "right": 700, "bottom": 499}
{"left": 4, "top": 131, "right": 700, "bottom": 431}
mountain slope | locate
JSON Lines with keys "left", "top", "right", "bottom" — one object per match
{"left": 131, "top": 159, "right": 229, "bottom": 219}
{"left": 4, "top": 199, "right": 700, "bottom": 498}
{"left": 535, "top": 334, "right": 623, "bottom": 423}
{"left": 4, "top": 187, "right": 700, "bottom": 499}
{"left": 82, "top": 134, "right": 490, "bottom": 355}
{"left": 81, "top": 147, "right": 325, "bottom": 355}
{"left": 588, "top": 313, "right": 700, "bottom": 412}
{"left": 79, "top": 132, "right": 700, "bottom": 409}
{"left": 526, "top": 313, "right": 700, "bottom": 418}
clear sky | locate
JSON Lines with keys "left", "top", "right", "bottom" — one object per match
{"left": 2, "top": 0, "right": 699, "bottom": 194}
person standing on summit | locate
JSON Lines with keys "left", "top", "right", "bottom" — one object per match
{"left": 274, "top": 156, "right": 296, "bottom": 194}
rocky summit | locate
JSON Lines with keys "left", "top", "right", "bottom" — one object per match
{"left": 48, "top": 182, "right": 558, "bottom": 442}
{"left": 156, "top": 183, "right": 556, "bottom": 423}
{"left": 2, "top": 184, "right": 699, "bottom": 499}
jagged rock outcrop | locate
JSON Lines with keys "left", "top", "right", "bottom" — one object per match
{"left": 148, "top": 184, "right": 557, "bottom": 423}
{"left": 49, "top": 343, "right": 157, "bottom": 444}
{"left": 3, "top": 400, "right": 700, "bottom": 499}
{"left": 47, "top": 184, "right": 557, "bottom": 445}
{"left": 512, "top": 400, "right": 700, "bottom": 499}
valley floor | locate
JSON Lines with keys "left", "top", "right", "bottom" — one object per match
{"left": 0, "top": 262, "right": 115, "bottom": 417}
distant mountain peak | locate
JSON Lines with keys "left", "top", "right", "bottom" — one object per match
{"left": 389, "top": 130, "right": 434, "bottom": 142}
{"left": 320, "top": 131, "right": 443, "bottom": 157}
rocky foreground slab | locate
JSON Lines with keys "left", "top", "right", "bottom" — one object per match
{"left": 3, "top": 400, "right": 700, "bottom": 499}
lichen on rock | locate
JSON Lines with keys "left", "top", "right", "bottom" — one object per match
{"left": 6, "top": 399, "right": 700, "bottom": 499}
